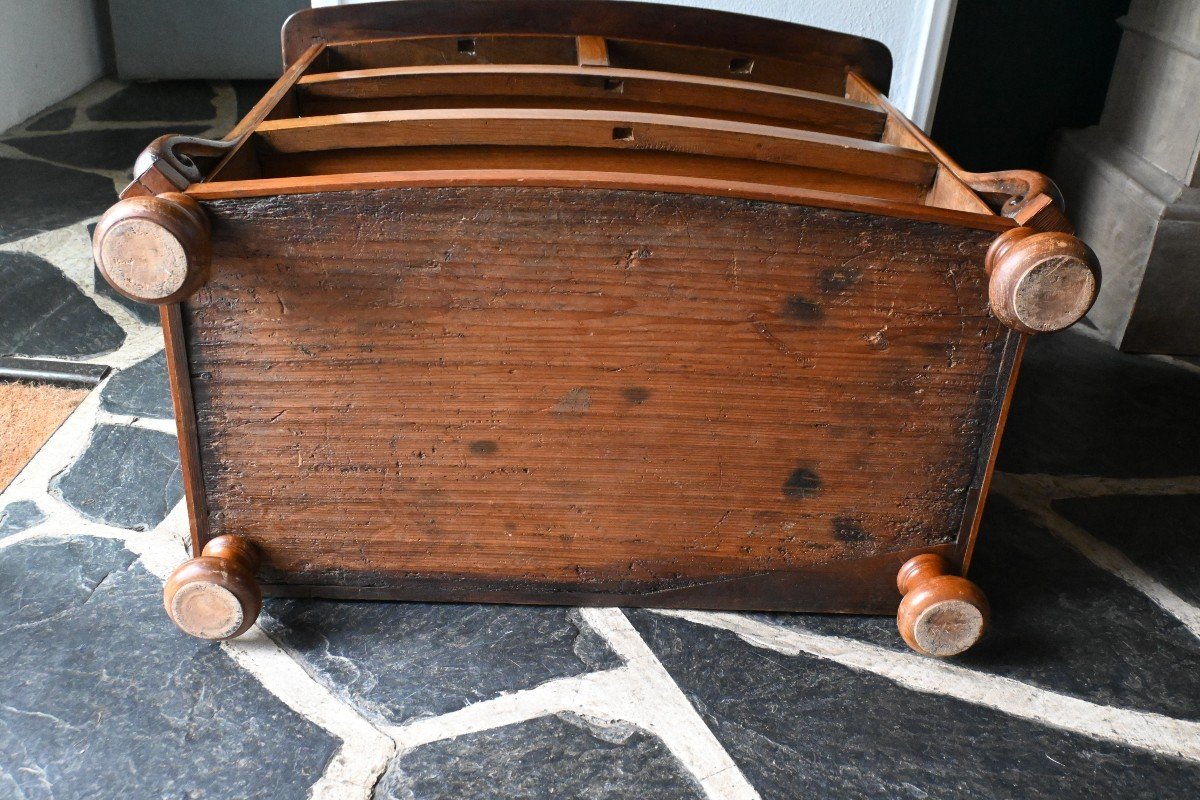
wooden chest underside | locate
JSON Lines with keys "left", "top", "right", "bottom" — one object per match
{"left": 92, "top": 0, "right": 1102, "bottom": 651}
{"left": 181, "top": 185, "right": 1015, "bottom": 612}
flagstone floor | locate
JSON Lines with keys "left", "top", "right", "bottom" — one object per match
{"left": 2, "top": 80, "right": 1199, "bottom": 800}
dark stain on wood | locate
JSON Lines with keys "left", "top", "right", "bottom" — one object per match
{"left": 182, "top": 186, "right": 1007, "bottom": 608}
{"left": 833, "top": 516, "right": 874, "bottom": 543}
{"left": 469, "top": 440, "right": 499, "bottom": 455}
{"left": 782, "top": 467, "right": 822, "bottom": 499}
{"left": 781, "top": 295, "right": 823, "bottom": 321}
{"left": 818, "top": 266, "right": 863, "bottom": 294}
{"left": 621, "top": 386, "right": 652, "bottom": 404}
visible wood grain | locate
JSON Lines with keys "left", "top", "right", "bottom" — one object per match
{"left": 1010, "top": 192, "right": 1073, "bottom": 234}
{"left": 603, "top": 38, "right": 844, "bottom": 93}
{"left": 294, "top": 64, "right": 887, "bottom": 138}
{"left": 181, "top": 186, "right": 1013, "bottom": 607}
{"left": 317, "top": 33, "right": 853, "bottom": 95}
{"left": 318, "top": 34, "right": 578, "bottom": 71}
{"left": 255, "top": 148, "right": 927, "bottom": 204}
{"left": 186, "top": 168, "right": 1014, "bottom": 232}
{"left": 261, "top": 544, "right": 958, "bottom": 613}
{"left": 162, "top": 303, "right": 210, "bottom": 552}
{"left": 282, "top": 0, "right": 893, "bottom": 91}
{"left": 844, "top": 72, "right": 992, "bottom": 216}
{"left": 575, "top": 35, "right": 609, "bottom": 67}
{"left": 202, "top": 43, "right": 328, "bottom": 183}
{"left": 253, "top": 108, "right": 937, "bottom": 185}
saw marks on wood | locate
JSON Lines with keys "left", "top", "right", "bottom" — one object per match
{"left": 184, "top": 186, "right": 1011, "bottom": 595}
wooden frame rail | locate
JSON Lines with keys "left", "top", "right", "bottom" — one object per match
{"left": 251, "top": 108, "right": 938, "bottom": 184}
{"left": 282, "top": 0, "right": 893, "bottom": 91}
{"left": 254, "top": 147, "right": 928, "bottom": 204}
{"left": 294, "top": 64, "right": 888, "bottom": 139}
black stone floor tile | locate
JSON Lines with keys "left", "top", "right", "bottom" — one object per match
{"left": 1053, "top": 494, "right": 1200, "bottom": 607}
{"left": 628, "top": 609, "right": 1200, "bottom": 800}
{"left": 5, "top": 124, "right": 209, "bottom": 172}
{"left": 0, "top": 500, "right": 45, "bottom": 538}
{"left": 0, "top": 251, "right": 125, "bottom": 359}
{"left": 88, "top": 221, "right": 161, "bottom": 325}
{"left": 0, "top": 157, "right": 117, "bottom": 244}
{"left": 50, "top": 423, "right": 183, "bottom": 530}
{"left": 376, "top": 713, "right": 704, "bottom": 800}
{"left": 24, "top": 107, "right": 76, "bottom": 132}
{"left": 100, "top": 349, "right": 172, "bottom": 419}
{"left": 93, "top": 262, "right": 161, "bottom": 324}
{"left": 261, "top": 601, "right": 621, "bottom": 725}
{"left": 0, "top": 536, "right": 338, "bottom": 799}
{"left": 233, "top": 79, "right": 278, "bottom": 120}
{"left": 997, "top": 331, "right": 1200, "bottom": 477}
{"left": 755, "top": 496, "right": 1200, "bottom": 721}
{"left": 86, "top": 81, "right": 217, "bottom": 122}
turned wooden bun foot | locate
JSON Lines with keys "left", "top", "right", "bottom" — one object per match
{"left": 985, "top": 226, "right": 1100, "bottom": 335}
{"left": 93, "top": 191, "right": 210, "bottom": 305}
{"left": 896, "top": 554, "right": 989, "bottom": 657}
{"left": 163, "top": 535, "right": 262, "bottom": 640}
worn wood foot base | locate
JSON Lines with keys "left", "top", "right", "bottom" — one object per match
{"left": 896, "top": 553, "right": 989, "bottom": 657}
{"left": 163, "top": 535, "right": 262, "bottom": 640}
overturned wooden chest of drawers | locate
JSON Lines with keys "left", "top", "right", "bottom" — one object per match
{"left": 93, "top": 0, "right": 1099, "bottom": 656}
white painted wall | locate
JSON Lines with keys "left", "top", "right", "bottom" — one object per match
{"left": 310, "top": 0, "right": 957, "bottom": 128}
{"left": 0, "top": 0, "right": 107, "bottom": 132}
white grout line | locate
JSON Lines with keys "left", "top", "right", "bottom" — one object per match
{"left": 383, "top": 668, "right": 632, "bottom": 750}
{"left": 578, "top": 608, "right": 760, "bottom": 800}
{"left": 993, "top": 473, "right": 1200, "bottom": 640}
{"left": 657, "top": 609, "right": 1200, "bottom": 762}
{"left": 94, "top": 409, "right": 177, "bottom": 434}
{"left": 113, "top": 504, "right": 399, "bottom": 800}
{"left": 380, "top": 608, "right": 760, "bottom": 800}
{"left": 226, "top": 630, "right": 397, "bottom": 800}
{"left": 0, "top": 221, "right": 163, "bottom": 370}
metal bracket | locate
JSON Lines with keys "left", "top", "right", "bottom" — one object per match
{"left": 123, "top": 134, "right": 240, "bottom": 198}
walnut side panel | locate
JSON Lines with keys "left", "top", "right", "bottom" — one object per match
{"left": 183, "top": 186, "right": 1011, "bottom": 611}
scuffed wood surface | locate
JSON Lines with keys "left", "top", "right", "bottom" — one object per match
{"left": 184, "top": 186, "right": 1011, "bottom": 605}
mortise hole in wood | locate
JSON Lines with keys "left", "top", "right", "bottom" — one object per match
{"left": 729, "top": 57, "right": 755, "bottom": 75}
{"left": 612, "top": 126, "right": 634, "bottom": 141}
{"left": 457, "top": 38, "right": 476, "bottom": 56}
{"left": 603, "top": 77, "right": 624, "bottom": 92}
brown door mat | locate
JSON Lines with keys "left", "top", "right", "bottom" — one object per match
{"left": 0, "top": 381, "right": 90, "bottom": 491}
